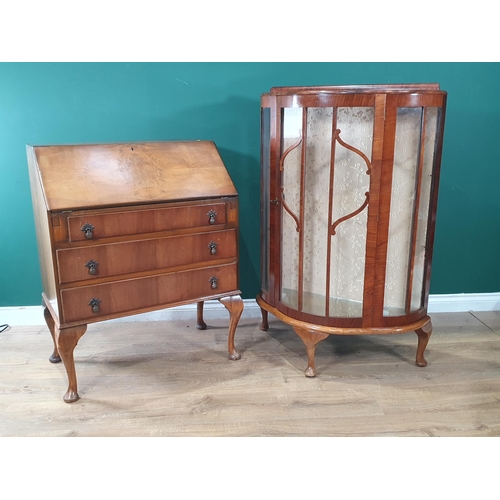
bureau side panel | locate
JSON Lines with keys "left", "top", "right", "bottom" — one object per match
{"left": 228, "top": 197, "right": 240, "bottom": 291}
{"left": 27, "top": 146, "right": 59, "bottom": 316}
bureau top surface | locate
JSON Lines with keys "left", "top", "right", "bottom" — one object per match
{"left": 28, "top": 141, "right": 238, "bottom": 211}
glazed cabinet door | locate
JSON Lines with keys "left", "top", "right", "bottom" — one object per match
{"left": 377, "top": 94, "right": 446, "bottom": 326}
{"left": 262, "top": 93, "right": 381, "bottom": 327}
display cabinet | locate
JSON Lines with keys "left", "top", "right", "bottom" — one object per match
{"left": 28, "top": 140, "right": 243, "bottom": 402}
{"left": 257, "top": 84, "right": 447, "bottom": 376}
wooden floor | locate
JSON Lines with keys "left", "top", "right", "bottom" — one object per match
{"left": 1, "top": 310, "right": 500, "bottom": 437}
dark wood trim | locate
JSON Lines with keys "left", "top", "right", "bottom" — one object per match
{"left": 277, "top": 94, "right": 376, "bottom": 109}
{"left": 269, "top": 84, "right": 442, "bottom": 96}
{"left": 405, "top": 108, "right": 427, "bottom": 314}
{"left": 268, "top": 95, "right": 280, "bottom": 308}
{"left": 371, "top": 95, "right": 398, "bottom": 326}
{"left": 362, "top": 94, "right": 387, "bottom": 326}
{"left": 422, "top": 98, "right": 448, "bottom": 310}
{"left": 325, "top": 108, "right": 338, "bottom": 317}
{"left": 297, "top": 108, "right": 307, "bottom": 312}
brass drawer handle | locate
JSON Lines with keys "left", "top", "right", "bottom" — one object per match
{"left": 81, "top": 223, "right": 95, "bottom": 239}
{"left": 88, "top": 297, "right": 101, "bottom": 313}
{"left": 208, "top": 241, "right": 217, "bottom": 255}
{"left": 209, "top": 276, "right": 218, "bottom": 289}
{"left": 207, "top": 210, "right": 217, "bottom": 225}
{"left": 84, "top": 259, "right": 99, "bottom": 275}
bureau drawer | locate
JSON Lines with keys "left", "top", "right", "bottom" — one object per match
{"left": 66, "top": 202, "right": 228, "bottom": 242}
{"left": 60, "top": 263, "right": 238, "bottom": 324}
{"left": 56, "top": 229, "right": 237, "bottom": 284}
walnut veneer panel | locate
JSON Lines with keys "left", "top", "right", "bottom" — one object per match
{"left": 56, "top": 229, "right": 237, "bottom": 284}
{"left": 32, "top": 141, "right": 237, "bottom": 211}
{"left": 65, "top": 201, "right": 228, "bottom": 242}
{"left": 27, "top": 146, "right": 58, "bottom": 306}
{"left": 267, "top": 83, "right": 443, "bottom": 95}
{"left": 60, "top": 263, "right": 238, "bottom": 324}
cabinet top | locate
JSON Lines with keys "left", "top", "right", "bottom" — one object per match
{"left": 27, "top": 141, "right": 238, "bottom": 211}
{"left": 265, "top": 83, "right": 446, "bottom": 96}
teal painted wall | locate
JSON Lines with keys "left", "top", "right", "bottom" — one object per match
{"left": 1, "top": 62, "right": 499, "bottom": 306}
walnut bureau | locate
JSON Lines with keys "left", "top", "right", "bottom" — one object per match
{"left": 27, "top": 141, "right": 243, "bottom": 403}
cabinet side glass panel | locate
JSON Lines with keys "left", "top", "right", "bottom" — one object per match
{"left": 384, "top": 107, "right": 423, "bottom": 316}
{"left": 261, "top": 107, "right": 270, "bottom": 292}
{"left": 410, "top": 107, "right": 439, "bottom": 311}
{"left": 302, "top": 107, "right": 333, "bottom": 316}
{"left": 329, "top": 107, "right": 373, "bottom": 317}
{"left": 280, "top": 107, "right": 302, "bottom": 310}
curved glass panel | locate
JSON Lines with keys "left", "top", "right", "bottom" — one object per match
{"left": 261, "top": 107, "right": 271, "bottom": 292}
{"left": 383, "top": 107, "right": 440, "bottom": 316}
{"left": 410, "top": 107, "right": 439, "bottom": 311}
{"left": 384, "top": 107, "right": 423, "bottom": 316}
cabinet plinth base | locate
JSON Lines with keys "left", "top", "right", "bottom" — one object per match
{"left": 257, "top": 294, "right": 432, "bottom": 377}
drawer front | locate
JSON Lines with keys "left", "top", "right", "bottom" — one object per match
{"left": 60, "top": 264, "right": 238, "bottom": 324}
{"left": 67, "top": 202, "right": 228, "bottom": 242}
{"left": 56, "top": 229, "right": 237, "bottom": 284}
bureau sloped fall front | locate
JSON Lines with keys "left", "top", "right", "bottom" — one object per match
{"left": 27, "top": 141, "right": 243, "bottom": 403}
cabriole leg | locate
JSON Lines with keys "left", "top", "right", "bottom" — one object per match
{"left": 293, "top": 327, "right": 329, "bottom": 377}
{"left": 196, "top": 301, "right": 207, "bottom": 330}
{"left": 56, "top": 324, "right": 88, "bottom": 403}
{"left": 44, "top": 307, "right": 61, "bottom": 363}
{"left": 415, "top": 320, "right": 433, "bottom": 367}
{"left": 259, "top": 307, "right": 269, "bottom": 331}
{"left": 218, "top": 295, "right": 243, "bottom": 361}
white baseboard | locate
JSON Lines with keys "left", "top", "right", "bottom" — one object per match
{"left": 0, "top": 300, "right": 262, "bottom": 327}
{"left": 427, "top": 292, "right": 500, "bottom": 313}
{"left": 2, "top": 293, "right": 499, "bottom": 326}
